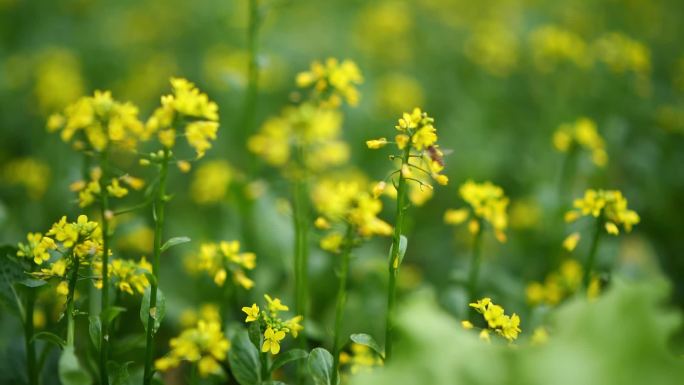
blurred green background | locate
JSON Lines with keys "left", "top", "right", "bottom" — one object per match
{"left": 1, "top": 0, "right": 683, "bottom": 383}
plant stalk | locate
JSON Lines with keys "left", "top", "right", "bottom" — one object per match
{"left": 331, "top": 225, "right": 354, "bottom": 384}
{"left": 583, "top": 217, "right": 603, "bottom": 288}
{"left": 24, "top": 286, "right": 38, "bottom": 385}
{"left": 143, "top": 149, "right": 170, "bottom": 385}
{"left": 384, "top": 145, "right": 411, "bottom": 361}
{"left": 98, "top": 147, "right": 111, "bottom": 385}
{"left": 467, "top": 221, "right": 483, "bottom": 303}
{"left": 66, "top": 256, "right": 80, "bottom": 347}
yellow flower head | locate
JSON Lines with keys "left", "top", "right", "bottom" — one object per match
{"left": 241, "top": 304, "right": 260, "bottom": 322}
{"left": 190, "top": 160, "right": 233, "bottom": 205}
{"left": 190, "top": 241, "right": 256, "bottom": 290}
{"left": 565, "top": 189, "right": 640, "bottom": 238}
{"left": 469, "top": 297, "right": 521, "bottom": 342}
{"left": 240, "top": 295, "right": 303, "bottom": 355}
{"left": 296, "top": 58, "right": 363, "bottom": 108}
{"left": 155, "top": 319, "right": 230, "bottom": 377}
{"left": 446, "top": 180, "right": 509, "bottom": 242}
{"left": 17, "top": 232, "right": 57, "bottom": 265}
{"left": 262, "top": 327, "right": 286, "bottom": 355}
{"left": 552, "top": 117, "right": 607, "bottom": 167}
{"left": 93, "top": 257, "right": 151, "bottom": 295}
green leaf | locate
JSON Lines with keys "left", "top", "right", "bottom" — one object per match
{"left": 160, "top": 236, "right": 191, "bottom": 253}
{"left": 308, "top": 347, "right": 335, "bottom": 385}
{"left": 388, "top": 236, "right": 408, "bottom": 268}
{"left": 108, "top": 361, "right": 134, "bottom": 385}
{"left": 89, "top": 316, "right": 102, "bottom": 352}
{"left": 101, "top": 305, "right": 127, "bottom": 325}
{"left": 31, "top": 331, "right": 66, "bottom": 348}
{"left": 228, "top": 330, "right": 261, "bottom": 385}
{"left": 58, "top": 346, "right": 92, "bottom": 385}
{"left": 140, "top": 287, "right": 166, "bottom": 335}
{"left": 350, "top": 333, "right": 384, "bottom": 359}
{"left": 17, "top": 278, "right": 47, "bottom": 288}
{"left": 262, "top": 382, "right": 287, "bottom": 385}
{"left": 0, "top": 245, "right": 24, "bottom": 316}
{"left": 270, "top": 348, "right": 308, "bottom": 373}
{"left": 248, "top": 320, "right": 262, "bottom": 350}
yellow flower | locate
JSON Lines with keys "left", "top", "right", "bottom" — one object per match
{"left": 107, "top": 179, "right": 129, "bottom": 198}
{"left": 186, "top": 121, "right": 219, "bottom": 159}
{"left": 469, "top": 297, "right": 521, "bottom": 342}
{"left": 366, "top": 138, "right": 388, "bottom": 149}
{"left": 566, "top": 189, "right": 640, "bottom": 235}
{"left": 531, "top": 327, "right": 549, "bottom": 345}
{"left": 190, "top": 160, "right": 232, "bottom": 205}
{"left": 264, "top": 294, "right": 289, "bottom": 313}
{"left": 444, "top": 208, "right": 469, "bottom": 225}
{"left": 241, "top": 304, "right": 260, "bottom": 322}
{"left": 191, "top": 241, "right": 256, "bottom": 290}
{"left": 552, "top": 117, "right": 607, "bottom": 167}
{"left": 296, "top": 58, "right": 363, "bottom": 108}
{"left": 17, "top": 232, "right": 57, "bottom": 265}
{"left": 562, "top": 232, "right": 581, "bottom": 252}
{"left": 446, "top": 180, "right": 509, "bottom": 242}
{"left": 2, "top": 158, "right": 50, "bottom": 199}
{"left": 262, "top": 327, "right": 286, "bottom": 355}
{"left": 461, "top": 320, "right": 474, "bottom": 330}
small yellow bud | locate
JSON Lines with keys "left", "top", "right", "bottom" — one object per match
{"left": 366, "top": 138, "right": 388, "bottom": 149}
{"left": 468, "top": 219, "right": 480, "bottom": 235}
{"left": 434, "top": 174, "right": 449, "bottom": 186}
{"left": 139, "top": 158, "right": 151, "bottom": 166}
{"left": 314, "top": 217, "right": 331, "bottom": 230}
{"left": 444, "top": 208, "right": 469, "bottom": 225}
{"left": 562, "top": 232, "right": 581, "bottom": 251}
{"left": 461, "top": 320, "right": 474, "bottom": 330}
{"left": 372, "top": 181, "right": 387, "bottom": 198}
{"left": 564, "top": 210, "right": 580, "bottom": 223}
{"left": 605, "top": 221, "right": 619, "bottom": 235}
{"left": 177, "top": 160, "right": 192, "bottom": 173}
{"left": 395, "top": 134, "right": 409, "bottom": 149}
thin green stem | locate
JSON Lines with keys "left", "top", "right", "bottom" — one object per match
{"left": 143, "top": 149, "right": 170, "bottom": 385}
{"left": 384, "top": 145, "right": 411, "bottom": 362}
{"left": 331, "top": 225, "right": 355, "bottom": 385}
{"left": 66, "top": 256, "right": 80, "bottom": 347}
{"left": 292, "top": 154, "right": 310, "bottom": 335}
{"left": 557, "top": 146, "right": 578, "bottom": 206}
{"left": 467, "top": 223, "right": 483, "bottom": 303}
{"left": 98, "top": 147, "right": 111, "bottom": 385}
{"left": 24, "top": 286, "right": 38, "bottom": 385}
{"left": 583, "top": 218, "right": 603, "bottom": 288}
{"left": 237, "top": 0, "right": 261, "bottom": 164}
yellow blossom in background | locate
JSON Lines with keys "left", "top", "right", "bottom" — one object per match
{"left": 552, "top": 117, "right": 608, "bottom": 167}
{"left": 47, "top": 90, "right": 145, "bottom": 152}
{"left": 529, "top": 25, "right": 591, "bottom": 72}
{"left": 509, "top": 199, "right": 542, "bottom": 230}
{"left": 593, "top": 32, "right": 651, "bottom": 76}
{"left": 566, "top": 189, "right": 640, "bottom": 240}
{"left": 339, "top": 343, "right": 383, "bottom": 376}
{"left": 352, "top": 1, "right": 413, "bottom": 64}
{"left": 468, "top": 297, "right": 521, "bottom": 342}
{"left": 190, "top": 160, "right": 233, "bottom": 205}
{"left": 296, "top": 58, "right": 363, "bottom": 108}
{"left": 464, "top": 21, "right": 519, "bottom": 77}
{"left": 155, "top": 319, "right": 230, "bottom": 377}
{"left": 531, "top": 327, "right": 549, "bottom": 345}
{"left": 374, "top": 73, "right": 425, "bottom": 116}
{"left": 2, "top": 158, "right": 50, "bottom": 199}
{"left": 33, "top": 48, "right": 85, "bottom": 114}
{"left": 526, "top": 259, "right": 601, "bottom": 306}
{"left": 180, "top": 304, "right": 222, "bottom": 328}
{"left": 70, "top": 167, "right": 143, "bottom": 208}
{"left": 445, "top": 180, "right": 509, "bottom": 242}
{"left": 189, "top": 241, "right": 256, "bottom": 290}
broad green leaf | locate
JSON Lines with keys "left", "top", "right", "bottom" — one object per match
{"left": 350, "top": 333, "right": 384, "bottom": 359}
{"left": 108, "top": 361, "right": 134, "bottom": 385}
{"left": 388, "top": 236, "right": 408, "bottom": 268}
{"left": 248, "top": 320, "right": 262, "bottom": 350}
{"left": 0, "top": 245, "right": 24, "bottom": 316}
{"left": 58, "top": 346, "right": 91, "bottom": 385}
{"left": 308, "top": 347, "right": 334, "bottom": 385}
{"left": 31, "top": 331, "right": 66, "bottom": 348}
{"left": 140, "top": 287, "right": 166, "bottom": 335}
{"left": 89, "top": 316, "right": 102, "bottom": 352}
{"left": 262, "top": 382, "right": 287, "bottom": 385}
{"left": 228, "top": 330, "right": 261, "bottom": 385}
{"left": 160, "top": 236, "right": 191, "bottom": 253}
{"left": 270, "top": 348, "right": 308, "bottom": 373}
{"left": 101, "top": 305, "right": 127, "bottom": 325}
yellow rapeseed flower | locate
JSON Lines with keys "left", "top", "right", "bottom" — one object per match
{"left": 552, "top": 117, "right": 607, "bottom": 167}
{"left": 445, "top": 180, "right": 509, "bottom": 242}
{"left": 296, "top": 58, "right": 363, "bottom": 108}
{"left": 469, "top": 297, "right": 521, "bottom": 342}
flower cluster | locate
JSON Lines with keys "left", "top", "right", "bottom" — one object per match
{"left": 47, "top": 90, "right": 144, "bottom": 152}
{"left": 312, "top": 178, "right": 392, "bottom": 252}
{"left": 188, "top": 241, "right": 256, "bottom": 290}
{"left": 70, "top": 167, "right": 144, "bottom": 208}
{"left": 145, "top": 77, "right": 220, "bottom": 158}
{"left": 565, "top": 189, "right": 640, "bottom": 237}
{"left": 241, "top": 295, "right": 303, "bottom": 355}
{"left": 339, "top": 343, "right": 383, "bottom": 375}
{"left": 295, "top": 58, "right": 363, "bottom": 108}
{"left": 552, "top": 117, "right": 607, "bottom": 167}
{"left": 93, "top": 257, "right": 152, "bottom": 295}
{"left": 467, "top": 298, "right": 521, "bottom": 342}
{"left": 529, "top": 25, "right": 591, "bottom": 72}
{"left": 444, "top": 180, "right": 509, "bottom": 242}
{"left": 248, "top": 102, "right": 348, "bottom": 172}
{"left": 155, "top": 319, "right": 230, "bottom": 377}
{"left": 367, "top": 108, "right": 448, "bottom": 195}
{"left": 27, "top": 215, "right": 103, "bottom": 295}
{"left": 525, "top": 259, "right": 600, "bottom": 306}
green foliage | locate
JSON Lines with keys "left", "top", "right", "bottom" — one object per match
{"left": 140, "top": 287, "right": 166, "bottom": 335}
{"left": 228, "top": 330, "right": 262, "bottom": 385}
{"left": 0, "top": 245, "right": 24, "bottom": 317}
{"left": 308, "top": 347, "right": 335, "bottom": 385}
{"left": 350, "top": 281, "right": 684, "bottom": 385}
{"left": 58, "top": 346, "right": 92, "bottom": 385}
{"left": 32, "top": 331, "right": 66, "bottom": 349}
{"left": 270, "top": 348, "right": 308, "bottom": 373}
{"left": 160, "top": 236, "right": 191, "bottom": 253}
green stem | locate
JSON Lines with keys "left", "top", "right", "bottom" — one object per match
{"left": 143, "top": 149, "right": 170, "bottom": 385}
{"left": 24, "top": 286, "right": 38, "bottom": 385}
{"left": 467, "top": 222, "right": 483, "bottom": 303}
{"left": 557, "top": 146, "right": 578, "bottom": 206}
{"left": 237, "top": 0, "right": 261, "bottom": 162}
{"left": 66, "top": 256, "right": 80, "bottom": 347}
{"left": 292, "top": 166, "right": 310, "bottom": 335}
{"left": 331, "top": 225, "right": 355, "bottom": 385}
{"left": 384, "top": 145, "right": 411, "bottom": 361}
{"left": 583, "top": 218, "right": 603, "bottom": 288}
{"left": 98, "top": 147, "right": 111, "bottom": 385}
